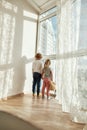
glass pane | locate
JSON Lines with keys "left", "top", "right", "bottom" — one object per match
{"left": 78, "top": 1, "right": 87, "bottom": 49}
{"left": 22, "top": 20, "right": 36, "bottom": 58}
{"left": 38, "top": 15, "right": 57, "bottom": 55}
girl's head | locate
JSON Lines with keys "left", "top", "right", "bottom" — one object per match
{"left": 44, "top": 59, "right": 51, "bottom": 67}
{"left": 35, "top": 53, "right": 42, "bottom": 60}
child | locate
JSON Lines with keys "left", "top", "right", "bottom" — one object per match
{"left": 42, "top": 59, "right": 53, "bottom": 99}
{"left": 32, "top": 53, "right": 43, "bottom": 98}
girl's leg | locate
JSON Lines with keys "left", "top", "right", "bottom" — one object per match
{"left": 46, "top": 80, "right": 50, "bottom": 99}
{"left": 42, "top": 80, "right": 46, "bottom": 98}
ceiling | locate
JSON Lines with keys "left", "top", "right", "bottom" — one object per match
{"left": 27, "top": 0, "right": 59, "bottom": 13}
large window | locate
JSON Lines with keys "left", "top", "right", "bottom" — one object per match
{"left": 37, "top": 7, "right": 57, "bottom": 55}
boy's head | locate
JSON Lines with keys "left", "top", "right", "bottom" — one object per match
{"left": 35, "top": 53, "right": 42, "bottom": 60}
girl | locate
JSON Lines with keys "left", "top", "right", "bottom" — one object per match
{"left": 42, "top": 59, "right": 53, "bottom": 99}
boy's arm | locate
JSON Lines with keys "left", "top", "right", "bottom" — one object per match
{"left": 32, "top": 62, "right": 35, "bottom": 73}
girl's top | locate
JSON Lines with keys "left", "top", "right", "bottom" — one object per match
{"left": 42, "top": 67, "right": 53, "bottom": 80}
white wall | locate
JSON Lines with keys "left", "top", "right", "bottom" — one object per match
{"left": 0, "top": 0, "right": 38, "bottom": 98}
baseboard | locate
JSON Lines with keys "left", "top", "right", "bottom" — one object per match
{"left": 7, "top": 93, "right": 24, "bottom": 99}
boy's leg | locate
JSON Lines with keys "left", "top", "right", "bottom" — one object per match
{"left": 32, "top": 73, "right": 37, "bottom": 96}
{"left": 37, "top": 74, "right": 41, "bottom": 97}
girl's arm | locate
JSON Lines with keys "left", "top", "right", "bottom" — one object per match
{"left": 50, "top": 70, "right": 53, "bottom": 81}
{"left": 41, "top": 69, "right": 44, "bottom": 79}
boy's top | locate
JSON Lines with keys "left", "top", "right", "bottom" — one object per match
{"left": 32, "top": 60, "right": 42, "bottom": 74}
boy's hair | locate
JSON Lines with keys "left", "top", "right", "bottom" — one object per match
{"left": 35, "top": 53, "right": 42, "bottom": 59}
{"left": 45, "top": 59, "right": 51, "bottom": 65}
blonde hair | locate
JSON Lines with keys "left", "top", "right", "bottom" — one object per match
{"left": 45, "top": 59, "right": 51, "bottom": 65}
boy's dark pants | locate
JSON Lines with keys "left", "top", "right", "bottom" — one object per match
{"left": 32, "top": 72, "right": 41, "bottom": 96}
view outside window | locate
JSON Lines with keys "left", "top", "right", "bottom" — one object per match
{"left": 38, "top": 15, "right": 57, "bottom": 55}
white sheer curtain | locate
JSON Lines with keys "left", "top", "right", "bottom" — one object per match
{"left": 0, "top": 0, "right": 38, "bottom": 99}
{"left": 0, "top": 0, "right": 16, "bottom": 99}
{"left": 56, "top": 0, "right": 87, "bottom": 124}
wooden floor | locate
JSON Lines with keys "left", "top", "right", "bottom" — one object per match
{"left": 0, "top": 94, "right": 85, "bottom": 130}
